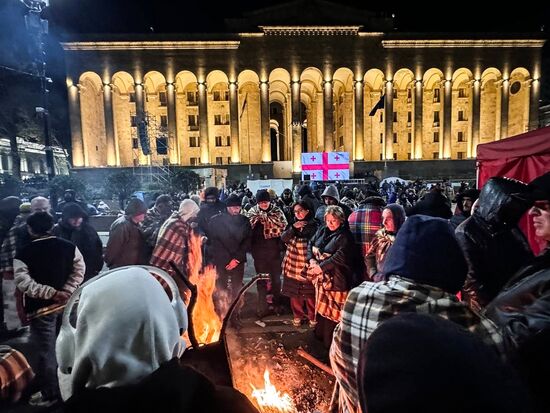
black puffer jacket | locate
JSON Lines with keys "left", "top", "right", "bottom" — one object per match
{"left": 485, "top": 248, "right": 550, "bottom": 413}
{"left": 197, "top": 201, "right": 227, "bottom": 235}
{"left": 455, "top": 178, "right": 534, "bottom": 311}
{"left": 52, "top": 218, "right": 103, "bottom": 280}
{"left": 307, "top": 223, "right": 357, "bottom": 291}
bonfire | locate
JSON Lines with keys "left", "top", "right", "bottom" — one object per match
{"left": 251, "top": 369, "right": 297, "bottom": 413}
{"left": 186, "top": 234, "right": 222, "bottom": 345}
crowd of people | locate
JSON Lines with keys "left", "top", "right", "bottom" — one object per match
{"left": 0, "top": 171, "right": 549, "bottom": 413}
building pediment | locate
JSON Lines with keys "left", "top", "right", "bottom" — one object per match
{"left": 225, "top": 0, "right": 393, "bottom": 33}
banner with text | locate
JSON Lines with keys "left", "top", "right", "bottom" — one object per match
{"left": 301, "top": 152, "right": 350, "bottom": 181}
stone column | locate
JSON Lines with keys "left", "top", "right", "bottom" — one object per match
{"left": 291, "top": 80, "right": 302, "bottom": 173}
{"left": 229, "top": 81, "right": 240, "bottom": 163}
{"left": 471, "top": 79, "right": 481, "bottom": 157}
{"left": 443, "top": 79, "right": 452, "bottom": 158}
{"left": 500, "top": 79, "right": 509, "bottom": 140}
{"left": 323, "top": 80, "right": 334, "bottom": 152}
{"left": 68, "top": 84, "right": 84, "bottom": 167}
{"left": 198, "top": 81, "right": 209, "bottom": 164}
{"left": 102, "top": 83, "right": 116, "bottom": 166}
{"left": 166, "top": 82, "right": 179, "bottom": 164}
{"left": 134, "top": 83, "right": 148, "bottom": 158}
{"left": 384, "top": 81, "right": 394, "bottom": 159}
{"left": 260, "top": 81, "right": 271, "bottom": 162}
{"left": 529, "top": 78, "right": 540, "bottom": 131}
{"left": 414, "top": 80, "right": 423, "bottom": 159}
{"left": 354, "top": 80, "right": 364, "bottom": 160}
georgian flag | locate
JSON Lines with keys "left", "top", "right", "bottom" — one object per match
{"left": 301, "top": 152, "right": 350, "bottom": 181}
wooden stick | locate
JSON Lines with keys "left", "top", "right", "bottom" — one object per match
{"left": 296, "top": 348, "right": 334, "bottom": 376}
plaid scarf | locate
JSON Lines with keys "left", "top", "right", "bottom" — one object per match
{"left": 247, "top": 205, "right": 287, "bottom": 239}
{"left": 0, "top": 345, "right": 34, "bottom": 404}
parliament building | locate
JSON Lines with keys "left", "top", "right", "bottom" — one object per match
{"left": 61, "top": 0, "right": 545, "bottom": 179}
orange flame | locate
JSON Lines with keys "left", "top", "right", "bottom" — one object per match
{"left": 250, "top": 370, "right": 296, "bottom": 413}
{"left": 187, "top": 234, "right": 222, "bottom": 345}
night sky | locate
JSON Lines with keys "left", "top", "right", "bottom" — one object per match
{"left": 45, "top": 0, "right": 550, "bottom": 35}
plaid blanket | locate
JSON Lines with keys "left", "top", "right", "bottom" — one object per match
{"left": 312, "top": 247, "right": 348, "bottom": 323}
{"left": 0, "top": 345, "right": 34, "bottom": 404}
{"left": 329, "top": 276, "right": 504, "bottom": 413}
{"left": 150, "top": 215, "right": 190, "bottom": 275}
{"left": 247, "top": 205, "right": 287, "bottom": 239}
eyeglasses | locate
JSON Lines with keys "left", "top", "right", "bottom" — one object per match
{"left": 532, "top": 200, "right": 550, "bottom": 212}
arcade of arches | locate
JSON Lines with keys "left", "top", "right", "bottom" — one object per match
{"left": 70, "top": 66, "right": 536, "bottom": 172}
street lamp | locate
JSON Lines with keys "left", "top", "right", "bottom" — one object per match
{"left": 21, "top": 0, "right": 56, "bottom": 179}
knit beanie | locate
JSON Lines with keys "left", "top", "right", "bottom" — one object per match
{"left": 62, "top": 203, "right": 87, "bottom": 219}
{"left": 358, "top": 313, "right": 529, "bottom": 413}
{"left": 225, "top": 194, "right": 241, "bottom": 207}
{"left": 204, "top": 187, "right": 219, "bottom": 199}
{"left": 382, "top": 215, "right": 467, "bottom": 293}
{"left": 256, "top": 190, "right": 271, "bottom": 203}
{"left": 125, "top": 198, "right": 147, "bottom": 216}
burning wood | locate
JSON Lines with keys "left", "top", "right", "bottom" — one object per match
{"left": 251, "top": 369, "right": 297, "bottom": 413}
{"left": 186, "top": 234, "right": 222, "bottom": 345}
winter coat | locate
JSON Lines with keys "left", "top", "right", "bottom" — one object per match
{"left": 141, "top": 207, "right": 171, "bottom": 249}
{"left": 52, "top": 219, "right": 103, "bottom": 280}
{"left": 247, "top": 205, "right": 287, "bottom": 261}
{"left": 105, "top": 216, "right": 148, "bottom": 269}
{"left": 197, "top": 201, "right": 227, "bottom": 235}
{"left": 485, "top": 248, "right": 550, "bottom": 413}
{"left": 455, "top": 178, "right": 534, "bottom": 311}
{"left": 207, "top": 212, "right": 251, "bottom": 268}
{"left": 307, "top": 223, "right": 356, "bottom": 292}
{"left": 62, "top": 358, "right": 258, "bottom": 413}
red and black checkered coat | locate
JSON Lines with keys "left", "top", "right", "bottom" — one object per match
{"left": 281, "top": 218, "right": 319, "bottom": 298}
{"left": 150, "top": 213, "right": 192, "bottom": 275}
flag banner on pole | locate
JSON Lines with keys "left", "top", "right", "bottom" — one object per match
{"left": 301, "top": 152, "right": 350, "bottom": 181}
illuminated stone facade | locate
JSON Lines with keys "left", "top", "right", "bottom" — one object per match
{"left": 61, "top": 4, "right": 544, "bottom": 175}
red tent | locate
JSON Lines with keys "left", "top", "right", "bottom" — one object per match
{"left": 477, "top": 126, "right": 550, "bottom": 254}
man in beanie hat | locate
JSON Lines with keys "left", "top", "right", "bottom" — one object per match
{"left": 246, "top": 189, "right": 287, "bottom": 317}
{"left": 141, "top": 194, "right": 173, "bottom": 258}
{"left": 105, "top": 198, "right": 148, "bottom": 269}
{"left": 197, "top": 187, "right": 227, "bottom": 236}
{"left": 52, "top": 204, "right": 103, "bottom": 282}
{"left": 330, "top": 215, "right": 503, "bottom": 413}
{"left": 151, "top": 199, "right": 200, "bottom": 278}
{"left": 207, "top": 194, "right": 251, "bottom": 315}
{"left": 486, "top": 171, "right": 550, "bottom": 412}
{"left": 357, "top": 314, "right": 529, "bottom": 413}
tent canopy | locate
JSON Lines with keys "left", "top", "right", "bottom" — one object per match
{"left": 477, "top": 126, "right": 550, "bottom": 162}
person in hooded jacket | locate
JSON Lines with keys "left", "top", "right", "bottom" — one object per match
{"left": 365, "top": 203, "right": 406, "bottom": 281}
{"left": 455, "top": 177, "right": 534, "bottom": 312}
{"left": 277, "top": 188, "right": 295, "bottom": 223}
{"left": 52, "top": 204, "right": 103, "bottom": 282}
{"left": 56, "top": 267, "right": 258, "bottom": 413}
{"left": 330, "top": 215, "right": 504, "bottom": 413}
{"left": 406, "top": 191, "right": 453, "bottom": 219}
{"left": 450, "top": 188, "right": 480, "bottom": 229}
{"left": 314, "top": 185, "right": 353, "bottom": 222}
{"left": 281, "top": 200, "right": 319, "bottom": 327}
{"left": 297, "top": 184, "right": 320, "bottom": 214}
{"left": 485, "top": 172, "right": 550, "bottom": 413}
